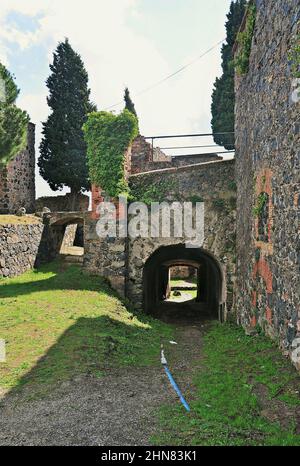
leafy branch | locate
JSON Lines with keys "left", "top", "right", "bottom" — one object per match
{"left": 233, "top": 3, "right": 256, "bottom": 75}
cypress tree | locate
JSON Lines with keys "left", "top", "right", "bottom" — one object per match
{"left": 211, "top": 0, "right": 247, "bottom": 150}
{"left": 39, "top": 39, "right": 95, "bottom": 204}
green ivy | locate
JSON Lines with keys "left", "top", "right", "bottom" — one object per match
{"left": 288, "top": 24, "right": 300, "bottom": 79}
{"left": 83, "top": 110, "right": 138, "bottom": 197}
{"left": 233, "top": 3, "right": 256, "bottom": 75}
{"left": 130, "top": 176, "right": 180, "bottom": 204}
{"left": 187, "top": 194, "right": 204, "bottom": 203}
{"left": 228, "top": 180, "right": 237, "bottom": 191}
{"left": 253, "top": 192, "right": 268, "bottom": 217}
{"left": 212, "top": 198, "right": 226, "bottom": 211}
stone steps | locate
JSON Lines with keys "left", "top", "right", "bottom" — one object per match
{"left": 59, "top": 254, "right": 84, "bottom": 265}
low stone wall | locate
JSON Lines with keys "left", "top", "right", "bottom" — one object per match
{"left": 35, "top": 193, "right": 89, "bottom": 212}
{"left": 0, "top": 222, "right": 44, "bottom": 277}
{"left": 171, "top": 153, "right": 222, "bottom": 167}
{"left": 84, "top": 216, "right": 126, "bottom": 296}
{"left": 170, "top": 266, "right": 196, "bottom": 279}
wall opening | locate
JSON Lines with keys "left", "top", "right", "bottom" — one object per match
{"left": 60, "top": 223, "right": 84, "bottom": 255}
{"left": 166, "top": 265, "right": 198, "bottom": 303}
{"left": 49, "top": 216, "right": 84, "bottom": 264}
{"left": 143, "top": 244, "right": 225, "bottom": 321}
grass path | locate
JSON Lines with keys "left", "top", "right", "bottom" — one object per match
{"left": 0, "top": 263, "right": 299, "bottom": 445}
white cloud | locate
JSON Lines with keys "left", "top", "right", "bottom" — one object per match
{"left": 0, "top": 0, "right": 225, "bottom": 196}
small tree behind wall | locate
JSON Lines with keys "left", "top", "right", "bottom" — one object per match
{"left": 211, "top": 0, "right": 247, "bottom": 150}
{"left": 124, "top": 87, "right": 137, "bottom": 117}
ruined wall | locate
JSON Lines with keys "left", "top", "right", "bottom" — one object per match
{"left": 234, "top": 0, "right": 300, "bottom": 368}
{"left": 0, "top": 221, "right": 44, "bottom": 277}
{"left": 0, "top": 123, "right": 35, "bottom": 214}
{"left": 131, "top": 135, "right": 221, "bottom": 174}
{"left": 84, "top": 217, "right": 127, "bottom": 296}
{"left": 35, "top": 193, "right": 89, "bottom": 212}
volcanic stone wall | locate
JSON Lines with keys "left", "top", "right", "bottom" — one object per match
{"left": 234, "top": 0, "right": 300, "bottom": 368}
{"left": 84, "top": 159, "right": 237, "bottom": 313}
{"left": 0, "top": 221, "right": 44, "bottom": 277}
{"left": 0, "top": 123, "right": 35, "bottom": 214}
{"left": 35, "top": 193, "right": 89, "bottom": 212}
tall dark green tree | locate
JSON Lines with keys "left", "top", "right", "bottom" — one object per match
{"left": 39, "top": 39, "right": 95, "bottom": 203}
{"left": 211, "top": 0, "right": 247, "bottom": 149}
{"left": 0, "top": 63, "right": 29, "bottom": 166}
{"left": 124, "top": 87, "right": 137, "bottom": 117}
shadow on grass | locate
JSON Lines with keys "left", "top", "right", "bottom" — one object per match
{"left": 0, "top": 261, "right": 113, "bottom": 298}
{"left": 7, "top": 315, "right": 161, "bottom": 397}
{"left": 0, "top": 262, "right": 173, "bottom": 399}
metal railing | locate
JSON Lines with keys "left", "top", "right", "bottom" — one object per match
{"left": 144, "top": 132, "right": 235, "bottom": 159}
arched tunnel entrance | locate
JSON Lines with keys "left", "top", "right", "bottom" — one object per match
{"left": 143, "top": 244, "right": 225, "bottom": 321}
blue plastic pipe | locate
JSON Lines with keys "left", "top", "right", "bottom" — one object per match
{"left": 163, "top": 365, "right": 191, "bottom": 412}
{"left": 161, "top": 355, "right": 191, "bottom": 412}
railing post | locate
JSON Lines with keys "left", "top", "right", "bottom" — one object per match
{"left": 151, "top": 138, "right": 154, "bottom": 161}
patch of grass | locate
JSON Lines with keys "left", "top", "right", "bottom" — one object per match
{"left": 153, "top": 322, "right": 300, "bottom": 446}
{"left": 0, "top": 215, "right": 41, "bottom": 225}
{"left": 170, "top": 278, "right": 197, "bottom": 287}
{"left": 0, "top": 262, "right": 173, "bottom": 393}
{"left": 168, "top": 278, "right": 197, "bottom": 302}
{"left": 168, "top": 289, "right": 197, "bottom": 302}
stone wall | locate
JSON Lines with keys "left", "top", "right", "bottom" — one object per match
{"left": 35, "top": 193, "right": 89, "bottom": 212}
{"left": 84, "top": 159, "right": 237, "bottom": 314}
{"left": 170, "top": 265, "right": 196, "bottom": 279}
{"left": 84, "top": 217, "right": 127, "bottom": 296}
{"left": 128, "top": 160, "right": 236, "bottom": 310}
{"left": 0, "top": 123, "right": 35, "bottom": 214}
{"left": 0, "top": 221, "right": 44, "bottom": 277}
{"left": 234, "top": 0, "right": 300, "bottom": 369}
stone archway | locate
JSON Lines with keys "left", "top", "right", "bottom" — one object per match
{"left": 143, "top": 244, "right": 225, "bottom": 321}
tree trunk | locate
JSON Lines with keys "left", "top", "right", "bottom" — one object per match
{"left": 70, "top": 188, "right": 78, "bottom": 211}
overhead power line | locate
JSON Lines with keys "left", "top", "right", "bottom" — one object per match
{"left": 104, "top": 38, "right": 225, "bottom": 111}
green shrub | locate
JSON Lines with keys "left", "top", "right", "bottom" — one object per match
{"left": 253, "top": 192, "right": 268, "bottom": 217}
{"left": 288, "top": 24, "right": 300, "bottom": 79}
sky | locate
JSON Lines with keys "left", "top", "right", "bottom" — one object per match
{"left": 0, "top": 0, "right": 233, "bottom": 197}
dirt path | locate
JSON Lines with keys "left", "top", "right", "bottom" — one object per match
{"left": 0, "top": 321, "right": 207, "bottom": 446}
